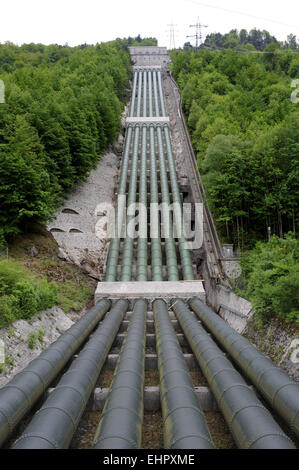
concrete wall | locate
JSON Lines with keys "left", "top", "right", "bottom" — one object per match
{"left": 201, "top": 259, "right": 253, "bottom": 334}
{"left": 129, "top": 46, "right": 171, "bottom": 67}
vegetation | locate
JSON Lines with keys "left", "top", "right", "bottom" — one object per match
{"left": 239, "top": 234, "right": 299, "bottom": 324}
{"left": 27, "top": 331, "right": 38, "bottom": 349}
{"left": 122, "top": 35, "right": 157, "bottom": 47}
{"left": 184, "top": 29, "right": 298, "bottom": 52}
{"left": 170, "top": 46, "right": 299, "bottom": 248}
{"left": 0, "top": 353, "right": 14, "bottom": 373}
{"left": 1, "top": 231, "right": 96, "bottom": 325}
{"left": 0, "top": 259, "right": 58, "bottom": 327}
{"left": 27, "top": 328, "right": 45, "bottom": 349}
{"left": 172, "top": 32, "right": 298, "bottom": 324}
{"left": 0, "top": 40, "right": 131, "bottom": 243}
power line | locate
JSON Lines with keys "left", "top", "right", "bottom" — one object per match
{"left": 184, "top": 0, "right": 299, "bottom": 30}
{"left": 166, "top": 22, "right": 179, "bottom": 49}
{"left": 186, "top": 17, "right": 208, "bottom": 50}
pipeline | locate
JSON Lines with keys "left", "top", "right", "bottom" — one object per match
{"left": 120, "top": 125, "right": 140, "bottom": 281}
{"left": 189, "top": 297, "right": 299, "bottom": 438}
{"left": 153, "top": 70, "right": 179, "bottom": 280}
{"left": 121, "top": 71, "right": 143, "bottom": 281}
{"left": 142, "top": 69, "right": 147, "bottom": 118}
{"left": 157, "top": 71, "right": 194, "bottom": 280}
{"left": 129, "top": 71, "right": 138, "bottom": 117}
{"left": 104, "top": 126, "right": 133, "bottom": 281}
{"left": 93, "top": 299, "right": 147, "bottom": 448}
{"left": 153, "top": 299, "right": 214, "bottom": 449}
{"left": 136, "top": 125, "right": 148, "bottom": 281}
{"left": 152, "top": 70, "right": 160, "bottom": 117}
{"left": 13, "top": 300, "right": 128, "bottom": 449}
{"left": 149, "top": 125, "right": 163, "bottom": 281}
{"left": 149, "top": 70, "right": 163, "bottom": 280}
{"left": 156, "top": 124, "right": 179, "bottom": 281}
{"left": 0, "top": 299, "right": 111, "bottom": 447}
{"left": 136, "top": 70, "right": 148, "bottom": 281}
{"left": 105, "top": 72, "right": 143, "bottom": 281}
{"left": 172, "top": 299, "right": 295, "bottom": 449}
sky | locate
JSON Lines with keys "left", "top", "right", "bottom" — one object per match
{"left": 0, "top": 0, "right": 298, "bottom": 48}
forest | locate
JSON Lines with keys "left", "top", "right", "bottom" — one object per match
{"left": 170, "top": 44, "right": 299, "bottom": 248}
{"left": 170, "top": 40, "right": 299, "bottom": 322}
{"left": 184, "top": 28, "right": 298, "bottom": 52}
{"left": 0, "top": 39, "right": 132, "bottom": 246}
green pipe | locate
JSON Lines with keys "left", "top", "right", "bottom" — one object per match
{"left": 143, "top": 70, "right": 147, "bottom": 118}
{"left": 153, "top": 299, "right": 215, "bottom": 449}
{"left": 156, "top": 125, "right": 179, "bottom": 281}
{"left": 129, "top": 71, "right": 138, "bottom": 117}
{"left": 136, "top": 70, "right": 142, "bottom": 118}
{"left": 157, "top": 70, "right": 167, "bottom": 117}
{"left": 0, "top": 299, "right": 111, "bottom": 447}
{"left": 120, "top": 125, "right": 140, "bottom": 281}
{"left": 152, "top": 70, "right": 160, "bottom": 117}
{"left": 173, "top": 299, "right": 295, "bottom": 449}
{"left": 93, "top": 299, "right": 147, "bottom": 449}
{"left": 189, "top": 297, "right": 299, "bottom": 438}
{"left": 136, "top": 125, "right": 148, "bottom": 281}
{"left": 149, "top": 125, "right": 163, "bottom": 281}
{"left": 13, "top": 300, "right": 128, "bottom": 449}
{"left": 105, "top": 126, "right": 133, "bottom": 281}
{"left": 148, "top": 70, "right": 153, "bottom": 117}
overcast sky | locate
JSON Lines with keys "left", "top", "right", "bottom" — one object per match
{"left": 0, "top": 0, "right": 298, "bottom": 48}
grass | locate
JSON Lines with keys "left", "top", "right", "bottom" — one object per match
{"left": 27, "top": 329, "right": 45, "bottom": 350}
{"left": 0, "top": 353, "right": 15, "bottom": 373}
{"left": 27, "top": 332, "right": 38, "bottom": 349}
{"left": 57, "top": 279, "right": 94, "bottom": 313}
{"left": 3, "top": 230, "right": 96, "bottom": 325}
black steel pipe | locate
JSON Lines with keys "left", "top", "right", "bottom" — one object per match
{"left": 13, "top": 300, "right": 128, "bottom": 449}
{"left": 173, "top": 299, "right": 295, "bottom": 449}
{"left": 153, "top": 299, "right": 215, "bottom": 449}
{"left": 0, "top": 299, "right": 111, "bottom": 447}
{"left": 189, "top": 297, "right": 299, "bottom": 439}
{"left": 93, "top": 299, "right": 147, "bottom": 448}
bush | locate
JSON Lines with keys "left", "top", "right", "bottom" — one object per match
{"left": 11, "top": 281, "right": 38, "bottom": 319}
{"left": 0, "top": 259, "right": 28, "bottom": 294}
{"left": 36, "top": 279, "right": 58, "bottom": 311}
{"left": 241, "top": 234, "right": 299, "bottom": 324}
{"left": 0, "top": 259, "right": 57, "bottom": 326}
{"left": 27, "top": 332, "right": 38, "bottom": 349}
{"left": 0, "top": 295, "right": 15, "bottom": 328}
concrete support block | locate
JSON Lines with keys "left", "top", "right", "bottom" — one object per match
{"left": 95, "top": 281, "right": 206, "bottom": 308}
{"left": 91, "top": 386, "right": 218, "bottom": 412}
{"left": 101, "top": 353, "right": 199, "bottom": 371}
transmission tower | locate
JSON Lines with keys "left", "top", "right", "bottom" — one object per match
{"left": 186, "top": 17, "right": 208, "bottom": 50}
{"left": 166, "top": 22, "right": 179, "bottom": 50}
